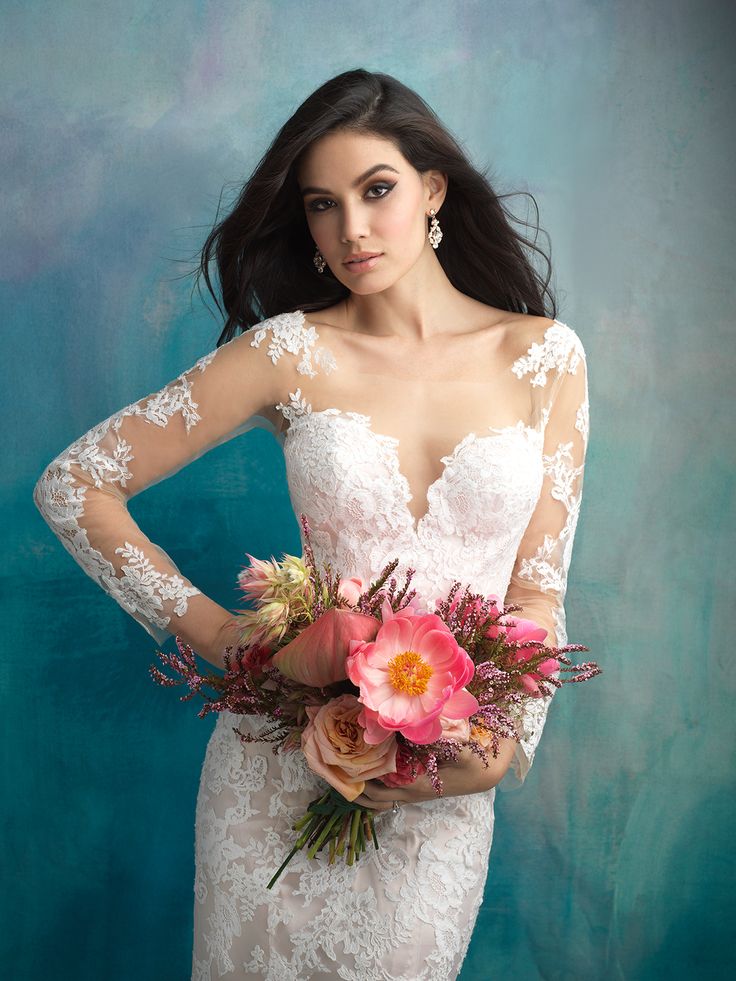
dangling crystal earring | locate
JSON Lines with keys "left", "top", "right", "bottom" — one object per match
{"left": 427, "top": 208, "right": 443, "bottom": 249}
{"left": 313, "top": 248, "right": 326, "bottom": 273}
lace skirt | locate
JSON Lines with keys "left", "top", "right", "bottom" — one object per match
{"left": 192, "top": 711, "right": 496, "bottom": 981}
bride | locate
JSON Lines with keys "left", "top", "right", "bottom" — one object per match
{"left": 34, "top": 68, "right": 589, "bottom": 979}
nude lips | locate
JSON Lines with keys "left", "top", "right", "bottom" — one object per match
{"left": 344, "top": 254, "right": 382, "bottom": 273}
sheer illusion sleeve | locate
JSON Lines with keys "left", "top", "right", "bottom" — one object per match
{"left": 32, "top": 315, "right": 310, "bottom": 647}
{"left": 502, "top": 328, "right": 590, "bottom": 786}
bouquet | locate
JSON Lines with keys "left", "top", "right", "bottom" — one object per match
{"left": 150, "top": 514, "right": 601, "bottom": 889}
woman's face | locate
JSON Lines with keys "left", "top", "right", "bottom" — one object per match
{"left": 297, "top": 130, "right": 444, "bottom": 294}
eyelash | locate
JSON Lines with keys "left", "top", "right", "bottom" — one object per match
{"left": 307, "top": 182, "right": 396, "bottom": 213}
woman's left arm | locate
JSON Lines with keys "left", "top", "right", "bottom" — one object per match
{"left": 500, "top": 328, "right": 589, "bottom": 786}
{"left": 355, "top": 737, "right": 518, "bottom": 811}
{"left": 356, "top": 326, "right": 590, "bottom": 809}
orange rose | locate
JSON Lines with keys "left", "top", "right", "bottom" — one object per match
{"left": 470, "top": 723, "right": 497, "bottom": 751}
{"left": 301, "top": 694, "right": 398, "bottom": 801}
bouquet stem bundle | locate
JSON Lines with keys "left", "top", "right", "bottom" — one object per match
{"left": 268, "top": 789, "right": 378, "bottom": 890}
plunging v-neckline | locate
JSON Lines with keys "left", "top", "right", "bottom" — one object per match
{"left": 284, "top": 408, "right": 541, "bottom": 536}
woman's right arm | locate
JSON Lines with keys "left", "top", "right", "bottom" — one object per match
{"left": 33, "top": 324, "right": 292, "bottom": 670}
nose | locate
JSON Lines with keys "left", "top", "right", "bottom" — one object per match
{"left": 339, "top": 199, "right": 370, "bottom": 244}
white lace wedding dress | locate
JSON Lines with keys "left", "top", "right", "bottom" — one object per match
{"left": 33, "top": 308, "right": 589, "bottom": 980}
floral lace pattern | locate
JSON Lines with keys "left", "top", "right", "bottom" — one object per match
{"left": 249, "top": 310, "right": 338, "bottom": 378}
{"left": 280, "top": 405, "right": 546, "bottom": 609}
{"left": 193, "top": 712, "right": 495, "bottom": 981}
{"left": 511, "top": 320, "right": 584, "bottom": 387}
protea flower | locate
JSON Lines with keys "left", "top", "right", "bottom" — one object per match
{"left": 235, "top": 552, "right": 314, "bottom": 647}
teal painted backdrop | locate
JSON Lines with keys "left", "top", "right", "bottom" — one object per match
{"left": 4, "top": 1, "right": 734, "bottom": 977}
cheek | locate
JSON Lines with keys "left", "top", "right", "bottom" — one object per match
{"left": 379, "top": 197, "right": 422, "bottom": 240}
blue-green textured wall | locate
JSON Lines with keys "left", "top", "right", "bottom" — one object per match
{"left": 4, "top": 1, "right": 734, "bottom": 977}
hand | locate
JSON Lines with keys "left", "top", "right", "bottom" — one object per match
{"left": 352, "top": 737, "right": 518, "bottom": 811}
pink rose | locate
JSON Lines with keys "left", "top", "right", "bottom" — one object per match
{"left": 381, "top": 742, "right": 427, "bottom": 788}
{"left": 300, "top": 694, "right": 398, "bottom": 801}
{"left": 337, "top": 576, "right": 365, "bottom": 607}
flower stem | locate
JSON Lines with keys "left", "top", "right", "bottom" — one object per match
{"left": 307, "top": 810, "right": 342, "bottom": 859}
{"left": 347, "top": 808, "right": 361, "bottom": 866}
{"left": 336, "top": 814, "right": 350, "bottom": 857}
{"left": 267, "top": 842, "right": 301, "bottom": 891}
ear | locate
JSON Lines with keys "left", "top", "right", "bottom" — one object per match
{"left": 423, "top": 169, "right": 448, "bottom": 212}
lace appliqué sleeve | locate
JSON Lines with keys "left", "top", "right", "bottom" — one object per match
{"left": 502, "top": 322, "right": 590, "bottom": 788}
{"left": 34, "top": 311, "right": 338, "bottom": 646}
{"left": 32, "top": 352, "right": 221, "bottom": 643}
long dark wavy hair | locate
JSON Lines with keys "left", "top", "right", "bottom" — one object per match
{"left": 195, "top": 68, "right": 558, "bottom": 347}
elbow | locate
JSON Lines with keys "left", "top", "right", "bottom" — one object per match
{"left": 483, "top": 737, "right": 519, "bottom": 791}
{"left": 33, "top": 456, "right": 73, "bottom": 528}
{"left": 32, "top": 463, "right": 54, "bottom": 518}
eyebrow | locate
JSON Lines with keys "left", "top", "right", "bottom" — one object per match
{"left": 299, "top": 163, "right": 400, "bottom": 197}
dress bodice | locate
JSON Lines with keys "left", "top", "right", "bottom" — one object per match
{"left": 280, "top": 403, "right": 544, "bottom": 613}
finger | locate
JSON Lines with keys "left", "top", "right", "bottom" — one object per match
{"left": 362, "top": 780, "right": 396, "bottom": 801}
{"left": 353, "top": 792, "right": 393, "bottom": 812}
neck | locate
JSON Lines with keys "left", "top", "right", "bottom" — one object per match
{"left": 342, "top": 248, "right": 465, "bottom": 341}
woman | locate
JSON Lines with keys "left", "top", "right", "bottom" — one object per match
{"left": 33, "top": 69, "right": 589, "bottom": 979}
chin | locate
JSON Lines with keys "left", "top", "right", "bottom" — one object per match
{"left": 338, "top": 270, "right": 407, "bottom": 296}
{"left": 344, "top": 283, "right": 387, "bottom": 296}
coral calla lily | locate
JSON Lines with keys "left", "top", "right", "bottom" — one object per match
{"left": 272, "top": 607, "right": 380, "bottom": 687}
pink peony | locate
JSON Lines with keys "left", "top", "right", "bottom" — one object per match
{"left": 346, "top": 598, "right": 479, "bottom": 745}
{"left": 301, "top": 694, "right": 398, "bottom": 801}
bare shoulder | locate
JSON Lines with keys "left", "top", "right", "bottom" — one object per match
{"left": 301, "top": 304, "right": 344, "bottom": 331}
{"left": 503, "top": 309, "right": 585, "bottom": 355}
{"left": 440, "top": 299, "right": 562, "bottom": 355}
{"left": 501, "top": 310, "right": 556, "bottom": 343}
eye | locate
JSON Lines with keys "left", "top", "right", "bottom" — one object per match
{"left": 366, "top": 182, "right": 394, "bottom": 200}
{"left": 307, "top": 182, "right": 395, "bottom": 213}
